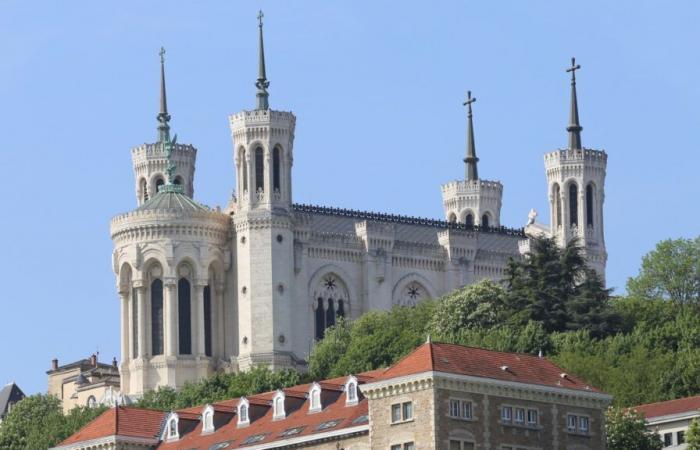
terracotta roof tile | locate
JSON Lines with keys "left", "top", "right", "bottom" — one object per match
{"left": 633, "top": 395, "right": 700, "bottom": 420}
{"left": 58, "top": 406, "right": 166, "bottom": 446}
{"left": 377, "top": 342, "right": 601, "bottom": 393}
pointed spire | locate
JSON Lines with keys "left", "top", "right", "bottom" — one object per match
{"left": 565, "top": 57, "right": 583, "bottom": 150}
{"left": 157, "top": 47, "right": 171, "bottom": 143}
{"left": 255, "top": 10, "right": 270, "bottom": 110}
{"left": 462, "top": 91, "right": 479, "bottom": 181}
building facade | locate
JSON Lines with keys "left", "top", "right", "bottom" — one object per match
{"left": 52, "top": 342, "right": 611, "bottom": 450}
{"left": 110, "top": 17, "right": 608, "bottom": 396}
{"left": 634, "top": 395, "right": 700, "bottom": 449}
{"left": 0, "top": 382, "right": 25, "bottom": 423}
{"left": 47, "top": 354, "right": 123, "bottom": 413}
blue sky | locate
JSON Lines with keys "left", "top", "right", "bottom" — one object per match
{"left": 1, "top": 1, "right": 698, "bottom": 394}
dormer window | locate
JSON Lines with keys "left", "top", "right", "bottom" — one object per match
{"left": 273, "top": 390, "right": 286, "bottom": 420}
{"left": 165, "top": 413, "right": 179, "bottom": 441}
{"left": 345, "top": 375, "right": 359, "bottom": 406}
{"left": 309, "top": 383, "right": 322, "bottom": 413}
{"left": 202, "top": 405, "right": 214, "bottom": 434}
{"left": 238, "top": 398, "right": 250, "bottom": 427}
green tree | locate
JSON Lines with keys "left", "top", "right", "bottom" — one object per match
{"left": 505, "top": 237, "right": 618, "bottom": 336}
{"left": 627, "top": 237, "right": 700, "bottom": 305}
{"left": 605, "top": 407, "right": 662, "bottom": 450}
{"left": 687, "top": 415, "right": 700, "bottom": 449}
{"left": 309, "top": 318, "right": 351, "bottom": 379}
{"left": 0, "top": 394, "right": 105, "bottom": 450}
{"left": 429, "top": 280, "right": 506, "bottom": 339}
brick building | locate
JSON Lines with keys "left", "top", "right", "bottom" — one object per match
{"left": 52, "top": 341, "right": 611, "bottom": 450}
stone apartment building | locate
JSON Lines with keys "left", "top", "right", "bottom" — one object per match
{"left": 52, "top": 341, "right": 611, "bottom": 450}
{"left": 634, "top": 395, "right": 700, "bottom": 449}
{"left": 47, "top": 354, "right": 123, "bottom": 413}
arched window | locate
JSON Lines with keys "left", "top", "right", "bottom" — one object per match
{"left": 552, "top": 183, "right": 562, "bottom": 228}
{"left": 569, "top": 183, "right": 579, "bottom": 227}
{"left": 167, "top": 416, "right": 178, "bottom": 440}
{"left": 272, "top": 147, "right": 281, "bottom": 192}
{"left": 86, "top": 395, "right": 97, "bottom": 408}
{"left": 465, "top": 214, "right": 474, "bottom": 227}
{"left": 315, "top": 298, "right": 325, "bottom": 340}
{"left": 155, "top": 178, "right": 165, "bottom": 194}
{"left": 241, "top": 149, "right": 248, "bottom": 192}
{"left": 202, "top": 406, "right": 214, "bottom": 433}
{"left": 238, "top": 399, "right": 250, "bottom": 426}
{"left": 481, "top": 214, "right": 489, "bottom": 228}
{"left": 173, "top": 176, "right": 182, "bottom": 186}
{"left": 448, "top": 213, "right": 457, "bottom": 223}
{"left": 140, "top": 179, "right": 148, "bottom": 203}
{"left": 326, "top": 299, "right": 336, "bottom": 329}
{"left": 586, "top": 184, "right": 594, "bottom": 227}
{"left": 309, "top": 383, "right": 322, "bottom": 413}
{"left": 255, "top": 147, "right": 264, "bottom": 192}
{"left": 178, "top": 278, "right": 192, "bottom": 355}
{"left": 151, "top": 279, "right": 164, "bottom": 356}
{"left": 337, "top": 299, "right": 345, "bottom": 318}
{"left": 313, "top": 274, "right": 349, "bottom": 340}
{"left": 273, "top": 391, "right": 285, "bottom": 420}
{"left": 203, "top": 286, "right": 212, "bottom": 357}
{"left": 345, "top": 376, "right": 358, "bottom": 405}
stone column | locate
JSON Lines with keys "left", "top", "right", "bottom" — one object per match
{"left": 135, "top": 284, "right": 147, "bottom": 358}
{"left": 164, "top": 280, "right": 178, "bottom": 357}
{"left": 194, "top": 284, "right": 206, "bottom": 356}
{"left": 119, "top": 289, "right": 130, "bottom": 365}
{"left": 216, "top": 284, "right": 225, "bottom": 358}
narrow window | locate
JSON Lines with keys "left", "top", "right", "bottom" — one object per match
{"left": 553, "top": 183, "right": 561, "bottom": 227}
{"left": 481, "top": 214, "right": 489, "bottom": 228}
{"left": 347, "top": 382, "right": 357, "bottom": 402}
{"left": 326, "top": 299, "right": 335, "bottom": 329}
{"left": 273, "top": 147, "right": 281, "bottom": 191}
{"left": 402, "top": 402, "right": 413, "bottom": 420}
{"left": 255, "top": 147, "right": 264, "bottom": 191}
{"left": 132, "top": 287, "right": 139, "bottom": 358}
{"left": 586, "top": 184, "right": 594, "bottom": 227}
{"left": 337, "top": 299, "right": 345, "bottom": 318}
{"left": 465, "top": 213, "right": 474, "bottom": 227}
{"left": 203, "top": 285, "right": 212, "bottom": 357}
{"left": 679, "top": 431, "right": 686, "bottom": 444}
{"left": 239, "top": 404, "right": 249, "bottom": 424}
{"left": 449, "top": 399, "right": 460, "bottom": 418}
{"left": 569, "top": 183, "right": 578, "bottom": 227}
{"left": 404, "top": 443, "right": 415, "bottom": 450}
{"left": 151, "top": 279, "right": 164, "bottom": 355}
{"left": 527, "top": 409, "right": 538, "bottom": 426}
{"left": 462, "top": 401, "right": 472, "bottom": 419}
{"left": 514, "top": 407, "right": 525, "bottom": 424}
{"left": 664, "top": 433, "right": 672, "bottom": 446}
{"left": 168, "top": 418, "right": 177, "bottom": 439}
{"left": 155, "top": 178, "right": 165, "bottom": 194}
{"left": 579, "top": 416, "right": 589, "bottom": 433}
{"left": 315, "top": 298, "right": 325, "bottom": 340}
{"left": 242, "top": 150, "right": 248, "bottom": 192}
{"left": 501, "top": 406, "right": 512, "bottom": 422}
{"left": 567, "top": 414, "right": 577, "bottom": 432}
{"left": 140, "top": 179, "right": 148, "bottom": 202}
{"left": 178, "top": 278, "right": 192, "bottom": 355}
{"left": 391, "top": 404, "right": 401, "bottom": 423}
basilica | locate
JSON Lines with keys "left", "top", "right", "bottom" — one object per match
{"left": 110, "top": 16, "right": 607, "bottom": 397}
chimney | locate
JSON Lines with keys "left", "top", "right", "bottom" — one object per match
{"left": 90, "top": 354, "right": 97, "bottom": 367}
{"left": 51, "top": 358, "right": 58, "bottom": 371}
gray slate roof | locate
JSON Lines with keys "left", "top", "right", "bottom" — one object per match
{"left": 0, "top": 383, "right": 25, "bottom": 418}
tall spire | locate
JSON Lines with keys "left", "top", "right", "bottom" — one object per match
{"left": 157, "top": 47, "right": 171, "bottom": 143}
{"left": 566, "top": 57, "right": 583, "bottom": 150}
{"left": 255, "top": 10, "right": 270, "bottom": 110}
{"left": 462, "top": 91, "right": 479, "bottom": 181}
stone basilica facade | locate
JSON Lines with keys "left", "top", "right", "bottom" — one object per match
{"left": 110, "top": 19, "right": 607, "bottom": 397}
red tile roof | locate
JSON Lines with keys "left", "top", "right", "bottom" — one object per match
{"left": 57, "top": 406, "right": 166, "bottom": 446}
{"left": 634, "top": 395, "right": 700, "bottom": 420}
{"left": 377, "top": 342, "right": 601, "bottom": 393}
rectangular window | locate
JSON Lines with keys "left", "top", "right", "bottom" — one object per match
{"left": 514, "top": 407, "right": 525, "bottom": 424}
{"left": 404, "top": 443, "right": 414, "bottom": 450}
{"left": 527, "top": 409, "right": 538, "bottom": 426}
{"left": 462, "top": 401, "right": 472, "bottom": 419}
{"left": 450, "top": 441, "right": 461, "bottom": 450}
{"left": 678, "top": 431, "right": 685, "bottom": 444}
{"left": 450, "top": 399, "right": 461, "bottom": 418}
{"left": 579, "top": 416, "right": 589, "bottom": 433}
{"left": 663, "top": 433, "right": 672, "bottom": 446}
{"left": 567, "top": 414, "right": 577, "bottom": 432}
{"left": 391, "top": 446, "right": 401, "bottom": 450}
{"left": 402, "top": 402, "right": 413, "bottom": 421}
{"left": 449, "top": 399, "right": 473, "bottom": 419}
{"left": 450, "top": 441, "right": 475, "bottom": 450}
{"left": 391, "top": 404, "right": 401, "bottom": 423}
{"left": 501, "top": 406, "right": 512, "bottom": 422}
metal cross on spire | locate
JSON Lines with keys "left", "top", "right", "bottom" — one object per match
{"left": 463, "top": 91, "right": 479, "bottom": 181}
{"left": 255, "top": 9, "right": 270, "bottom": 110}
{"left": 157, "top": 46, "right": 171, "bottom": 144}
{"left": 565, "top": 57, "right": 583, "bottom": 150}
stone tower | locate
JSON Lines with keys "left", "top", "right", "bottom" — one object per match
{"left": 229, "top": 12, "right": 300, "bottom": 370}
{"left": 131, "top": 48, "right": 196, "bottom": 205}
{"left": 111, "top": 49, "right": 229, "bottom": 396}
{"left": 442, "top": 91, "right": 503, "bottom": 228}
{"left": 544, "top": 58, "right": 607, "bottom": 279}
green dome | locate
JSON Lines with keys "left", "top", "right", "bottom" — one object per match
{"left": 137, "top": 189, "right": 209, "bottom": 212}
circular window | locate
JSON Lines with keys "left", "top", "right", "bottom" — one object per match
{"left": 240, "top": 236, "right": 246, "bottom": 244}
{"left": 276, "top": 234, "right": 283, "bottom": 243}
